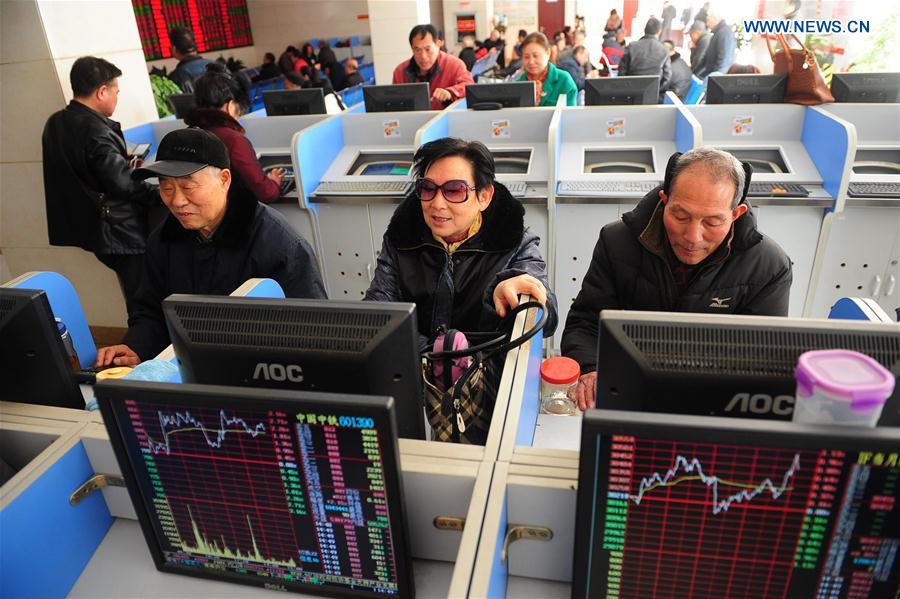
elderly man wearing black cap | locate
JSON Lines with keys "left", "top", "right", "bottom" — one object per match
{"left": 95, "top": 128, "right": 327, "bottom": 367}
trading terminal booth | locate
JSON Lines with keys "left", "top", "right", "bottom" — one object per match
{"left": 685, "top": 103, "right": 856, "bottom": 317}
{"left": 550, "top": 102, "right": 700, "bottom": 348}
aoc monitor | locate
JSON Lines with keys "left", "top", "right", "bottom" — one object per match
{"left": 262, "top": 89, "right": 327, "bottom": 116}
{"left": 0, "top": 288, "right": 84, "bottom": 409}
{"left": 163, "top": 295, "right": 426, "bottom": 440}
{"left": 706, "top": 74, "right": 787, "bottom": 104}
{"left": 465, "top": 82, "right": 536, "bottom": 109}
{"left": 168, "top": 93, "right": 196, "bottom": 119}
{"left": 363, "top": 83, "right": 430, "bottom": 112}
{"left": 585, "top": 76, "right": 659, "bottom": 106}
{"left": 573, "top": 409, "right": 900, "bottom": 598}
{"left": 96, "top": 380, "right": 414, "bottom": 598}
{"left": 831, "top": 72, "right": 900, "bottom": 103}
{"left": 594, "top": 311, "right": 900, "bottom": 426}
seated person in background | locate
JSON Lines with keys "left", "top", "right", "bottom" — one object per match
{"left": 316, "top": 41, "right": 337, "bottom": 69}
{"left": 517, "top": 32, "right": 578, "bottom": 106}
{"left": 688, "top": 21, "right": 711, "bottom": 73}
{"left": 167, "top": 27, "right": 212, "bottom": 93}
{"left": 337, "top": 58, "right": 365, "bottom": 91}
{"left": 393, "top": 24, "right": 474, "bottom": 110}
{"left": 619, "top": 17, "right": 671, "bottom": 102}
{"left": 482, "top": 29, "right": 506, "bottom": 68}
{"left": 96, "top": 129, "right": 326, "bottom": 366}
{"left": 284, "top": 71, "right": 345, "bottom": 114}
{"left": 513, "top": 29, "right": 528, "bottom": 59}
{"left": 561, "top": 147, "right": 792, "bottom": 409}
{"left": 602, "top": 28, "right": 626, "bottom": 65}
{"left": 459, "top": 36, "right": 478, "bottom": 71}
{"left": 185, "top": 63, "right": 284, "bottom": 204}
{"left": 557, "top": 45, "right": 600, "bottom": 91}
{"left": 662, "top": 39, "right": 693, "bottom": 99}
{"left": 365, "top": 137, "right": 558, "bottom": 346}
{"left": 727, "top": 63, "right": 762, "bottom": 74}
{"left": 278, "top": 46, "right": 299, "bottom": 74}
{"left": 252, "top": 52, "right": 281, "bottom": 82}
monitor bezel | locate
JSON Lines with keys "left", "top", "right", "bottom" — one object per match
{"left": 262, "top": 88, "right": 327, "bottom": 116}
{"left": 362, "top": 83, "right": 431, "bottom": 113}
{"left": 96, "top": 379, "right": 415, "bottom": 599}
{"left": 573, "top": 409, "right": 900, "bottom": 599}
{"left": 705, "top": 73, "right": 788, "bottom": 105}
{"left": 584, "top": 76, "right": 660, "bottom": 106}
{"left": 168, "top": 93, "right": 196, "bottom": 119}
{"left": 581, "top": 145, "right": 657, "bottom": 175}
{"left": 831, "top": 72, "right": 900, "bottom": 103}
{"left": 488, "top": 146, "right": 534, "bottom": 177}
{"left": 464, "top": 82, "right": 537, "bottom": 109}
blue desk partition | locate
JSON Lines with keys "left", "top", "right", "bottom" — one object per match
{"left": 487, "top": 495, "right": 509, "bottom": 599}
{"left": 295, "top": 114, "right": 345, "bottom": 203}
{"left": 801, "top": 107, "right": 855, "bottom": 205}
{"left": 122, "top": 122, "right": 157, "bottom": 156}
{"left": 417, "top": 111, "right": 451, "bottom": 146}
{"left": 829, "top": 297, "right": 893, "bottom": 322}
{"left": 674, "top": 104, "right": 700, "bottom": 152}
{"left": 0, "top": 442, "right": 113, "bottom": 598}
{"left": 515, "top": 329, "right": 544, "bottom": 447}
{"left": 9, "top": 272, "right": 97, "bottom": 367}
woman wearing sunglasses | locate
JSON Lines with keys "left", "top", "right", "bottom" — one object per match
{"left": 365, "top": 137, "right": 558, "bottom": 346}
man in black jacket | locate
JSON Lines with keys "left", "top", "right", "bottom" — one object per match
{"left": 618, "top": 17, "right": 671, "bottom": 101}
{"left": 42, "top": 56, "right": 159, "bottom": 320}
{"left": 561, "top": 148, "right": 792, "bottom": 409}
{"left": 695, "top": 10, "right": 737, "bottom": 77}
{"left": 663, "top": 40, "right": 694, "bottom": 99}
{"left": 95, "top": 128, "right": 327, "bottom": 366}
{"left": 167, "top": 27, "right": 213, "bottom": 93}
{"left": 688, "top": 21, "right": 712, "bottom": 73}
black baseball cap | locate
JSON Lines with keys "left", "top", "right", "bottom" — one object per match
{"left": 133, "top": 127, "right": 230, "bottom": 180}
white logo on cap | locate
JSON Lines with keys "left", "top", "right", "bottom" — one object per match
{"left": 172, "top": 145, "right": 198, "bottom": 154}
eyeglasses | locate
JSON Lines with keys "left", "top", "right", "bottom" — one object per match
{"left": 415, "top": 178, "right": 476, "bottom": 203}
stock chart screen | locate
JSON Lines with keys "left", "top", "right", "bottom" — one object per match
{"left": 131, "top": 0, "right": 253, "bottom": 61}
{"left": 101, "top": 385, "right": 411, "bottom": 597}
{"left": 575, "top": 417, "right": 899, "bottom": 599}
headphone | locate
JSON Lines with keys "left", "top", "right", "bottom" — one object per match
{"left": 662, "top": 151, "right": 754, "bottom": 206}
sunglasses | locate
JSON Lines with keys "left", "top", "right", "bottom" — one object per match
{"left": 415, "top": 178, "right": 476, "bottom": 203}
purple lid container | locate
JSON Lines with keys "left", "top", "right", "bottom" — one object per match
{"left": 795, "top": 350, "right": 895, "bottom": 412}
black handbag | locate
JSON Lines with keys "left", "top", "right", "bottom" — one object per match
{"left": 422, "top": 301, "right": 547, "bottom": 444}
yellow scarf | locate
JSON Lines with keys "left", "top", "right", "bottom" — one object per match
{"left": 433, "top": 212, "right": 482, "bottom": 253}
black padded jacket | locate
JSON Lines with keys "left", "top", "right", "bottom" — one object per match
{"left": 364, "top": 183, "right": 558, "bottom": 347}
{"left": 561, "top": 187, "right": 792, "bottom": 373}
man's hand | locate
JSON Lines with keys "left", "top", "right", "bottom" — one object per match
{"left": 95, "top": 344, "right": 141, "bottom": 368}
{"left": 267, "top": 168, "right": 285, "bottom": 185}
{"left": 586, "top": 69, "right": 600, "bottom": 79}
{"left": 568, "top": 371, "right": 597, "bottom": 411}
{"left": 493, "top": 274, "right": 547, "bottom": 318}
{"left": 432, "top": 88, "right": 453, "bottom": 104}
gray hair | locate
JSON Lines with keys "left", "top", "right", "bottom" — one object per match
{"left": 670, "top": 147, "right": 746, "bottom": 208}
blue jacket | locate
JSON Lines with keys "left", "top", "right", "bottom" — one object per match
{"left": 169, "top": 54, "right": 214, "bottom": 93}
{"left": 557, "top": 55, "right": 587, "bottom": 91}
{"left": 365, "top": 183, "right": 558, "bottom": 345}
{"left": 696, "top": 20, "right": 736, "bottom": 78}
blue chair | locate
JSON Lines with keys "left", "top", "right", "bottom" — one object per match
{"left": 684, "top": 76, "right": 705, "bottom": 104}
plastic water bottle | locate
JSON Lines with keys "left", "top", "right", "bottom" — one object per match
{"left": 55, "top": 317, "right": 80, "bottom": 372}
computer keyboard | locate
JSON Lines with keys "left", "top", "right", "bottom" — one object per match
{"left": 315, "top": 180, "right": 412, "bottom": 196}
{"left": 503, "top": 181, "right": 527, "bottom": 197}
{"left": 847, "top": 182, "right": 900, "bottom": 198}
{"left": 747, "top": 182, "right": 809, "bottom": 198}
{"left": 557, "top": 180, "right": 660, "bottom": 196}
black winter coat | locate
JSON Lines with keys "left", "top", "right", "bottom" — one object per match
{"left": 695, "top": 20, "right": 737, "bottom": 78}
{"left": 690, "top": 32, "right": 712, "bottom": 72}
{"left": 562, "top": 188, "right": 792, "bottom": 372}
{"left": 42, "top": 101, "right": 158, "bottom": 254}
{"left": 667, "top": 53, "right": 694, "bottom": 99}
{"left": 619, "top": 35, "right": 672, "bottom": 96}
{"left": 123, "top": 194, "right": 327, "bottom": 360}
{"left": 364, "top": 183, "right": 558, "bottom": 346}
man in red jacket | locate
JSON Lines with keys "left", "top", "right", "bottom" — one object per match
{"left": 392, "top": 24, "right": 474, "bottom": 110}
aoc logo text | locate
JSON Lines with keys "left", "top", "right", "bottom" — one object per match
{"left": 253, "top": 363, "right": 304, "bottom": 383}
{"left": 725, "top": 392, "right": 794, "bottom": 416}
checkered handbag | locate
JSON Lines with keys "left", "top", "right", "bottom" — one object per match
{"left": 422, "top": 301, "right": 547, "bottom": 444}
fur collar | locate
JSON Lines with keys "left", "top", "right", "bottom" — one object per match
{"left": 386, "top": 181, "right": 524, "bottom": 252}
{"left": 184, "top": 107, "right": 245, "bottom": 133}
{"left": 159, "top": 189, "right": 259, "bottom": 246}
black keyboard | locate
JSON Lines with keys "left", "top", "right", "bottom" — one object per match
{"left": 847, "top": 182, "right": 900, "bottom": 198}
{"left": 747, "top": 183, "right": 810, "bottom": 198}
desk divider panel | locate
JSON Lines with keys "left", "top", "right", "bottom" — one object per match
{"left": 4, "top": 271, "right": 97, "bottom": 367}
{"left": 415, "top": 110, "right": 451, "bottom": 147}
{"left": 674, "top": 101, "right": 702, "bottom": 152}
{"left": 802, "top": 106, "right": 856, "bottom": 212}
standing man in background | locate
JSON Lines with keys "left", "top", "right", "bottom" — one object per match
{"left": 689, "top": 21, "right": 712, "bottom": 73}
{"left": 42, "top": 56, "right": 159, "bottom": 320}
{"left": 695, "top": 9, "right": 737, "bottom": 77}
{"left": 393, "top": 25, "right": 473, "bottom": 110}
{"left": 661, "top": 1, "right": 677, "bottom": 40}
{"left": 619, "top": 18, "right": 672, "bottom": 102}
{"left": 167, "top": 27, "right": 212, "bottom": 93}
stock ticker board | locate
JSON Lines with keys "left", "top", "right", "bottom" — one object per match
{"left": 132, "top": 0, "right": 253, "bottom": 61}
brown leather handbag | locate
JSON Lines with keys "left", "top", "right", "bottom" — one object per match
{"left": 766, "top": 33, "right": 834, "bottom": 105}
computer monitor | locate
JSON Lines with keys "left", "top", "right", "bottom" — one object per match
{"left": 0, "top": 288, "right": 84, "bottom": 409}
{"left": 363, "top": 83, "right": 431, "bottom": 112}
{"left": 706, "top": 74, "right": 787, "bottom": 104}
{"left": 573, "top": 409, "right": 900, "bottom": 598}
{"left": 831, "top": 72, "right": 900, "bottom": 103}
{"left": 168, "top": 93, "right": 196, "bottom": 119}
{"left": 465, "top": 82, "right": 535, "bottom": 109}
{"left": 163, "top": 296, "right": 426, "bottom": 440}
{"left": 585, "top": 76, "right": 659, "bottom": 106}
{"left": 262, "top": 89, "right": 327, "bottom": 116}
{"left": 96, "top": 380, "right": 414, "bottom": 597}
{"left": 594, "top": 311, "right": 900, "bottom": 425}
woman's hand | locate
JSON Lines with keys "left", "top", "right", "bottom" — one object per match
{"left": 492, "top": 274, "right": 547, "bottom": 317}
{"left": 267, "top": 168, "right": 285, "bottom": 185}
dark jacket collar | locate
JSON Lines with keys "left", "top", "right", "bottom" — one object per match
{"left": 67, "top": 99, "right": 121, "bottom": 131}
{"left": 160, "top": 190, "right": 259, "bottom": 246}
{"left": 184, "top": 107, "right": 245, "bottom": 133}
{"left": 386, "top": 181, "right": 524, "bottom": 252}
{"left": 623, "top": 185, "right": 763, "bottom": 253}
{"left": 177, "top": 54, "right": 206, "bottom": 68}
{"left": 404, "top": 52, "right": 444, "bottom": 82}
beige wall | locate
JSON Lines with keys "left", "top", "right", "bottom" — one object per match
{"left": 1, "top": 0, "right": 157, "bottom": 328}
{"left": 368, "top": 0, "right": 430, "bottom": 85}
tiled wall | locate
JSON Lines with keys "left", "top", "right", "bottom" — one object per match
{"left": 0, "top": 0, "right": 158, "bottom": 328}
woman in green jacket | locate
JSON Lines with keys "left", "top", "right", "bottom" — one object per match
{"left": 517, "top": 32, "right": 578, "bottom": 106}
